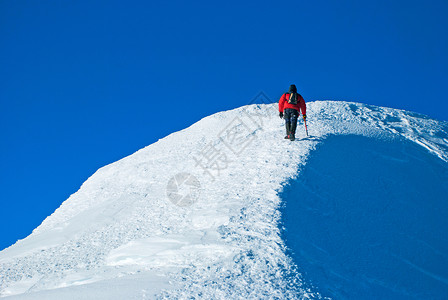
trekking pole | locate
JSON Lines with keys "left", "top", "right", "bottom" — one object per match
{"left": 303, "top": 116, "right": 309, "bottom": 136}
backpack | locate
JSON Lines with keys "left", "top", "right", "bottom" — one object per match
{"left": 287, "top": 92, "right": 298, "bottom": 105}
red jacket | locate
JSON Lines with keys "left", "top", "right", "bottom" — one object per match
{"left": 279, "top": 93, "right": 306, "bottom": 115}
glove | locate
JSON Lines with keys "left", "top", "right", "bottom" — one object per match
{"left": 303, "top": 114, "right": 307, "bottom": 120}
{"left": 279, "top": 112, "right": 284, "bottom": 119}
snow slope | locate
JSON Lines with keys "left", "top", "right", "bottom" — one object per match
{"left": 281, "top": 135, "right": 448, "bottom": 299}
{"left": 0, "top": 101, "right": 447, "bottom": 299}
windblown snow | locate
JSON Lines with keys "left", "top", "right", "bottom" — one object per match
{"left": 0, "top": 101, "right": 447, "bottom": 299}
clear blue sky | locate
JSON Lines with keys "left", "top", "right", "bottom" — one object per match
{"left": 1, "top": 0, "right": 447, "bottom": 250}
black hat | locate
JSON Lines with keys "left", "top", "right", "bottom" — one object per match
{"left": 289, "top": 84, "right": 297, "bottom": 93}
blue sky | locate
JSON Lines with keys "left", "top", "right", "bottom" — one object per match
{"left": 1, "top": 0, "right": 447, "bottom": 250}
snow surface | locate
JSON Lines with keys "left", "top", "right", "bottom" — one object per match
{"left": 0, "top": 101, "right": 447, "bottom": 299}
{"left": 281, "top": 135, "right": 448, "bottom": 299}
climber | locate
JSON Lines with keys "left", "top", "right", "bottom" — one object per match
{"left": 278, "top": 84, "right": 307, "bottom": 141}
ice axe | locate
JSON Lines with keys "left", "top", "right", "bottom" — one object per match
{"left": 303, "top": 115, "right": 308, "bottom": 136}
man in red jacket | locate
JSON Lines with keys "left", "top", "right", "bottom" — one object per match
{"left": 278, "top": 84, "right": 306, "bottom": 141}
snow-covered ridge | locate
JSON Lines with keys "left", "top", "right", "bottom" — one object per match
{"left": 1, "top": 101, "right": 447, "bottom": 299}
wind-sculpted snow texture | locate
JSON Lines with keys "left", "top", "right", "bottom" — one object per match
{"left": 0, "top": 101, "right": 447, "bottom": 299}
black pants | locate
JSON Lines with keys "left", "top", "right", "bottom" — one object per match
{"left": 284, "top": 108, "right": 299, "bottom": 135}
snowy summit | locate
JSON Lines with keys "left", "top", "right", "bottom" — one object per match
{"left": 1, "top": 101, "right": 447, "bottom": 299}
